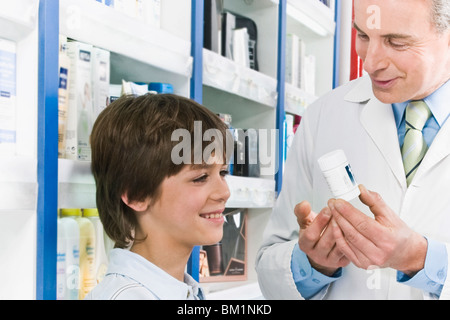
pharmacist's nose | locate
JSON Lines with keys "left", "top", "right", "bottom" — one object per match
{"left": 363, "top": 41, "right": 389, "bottom": 75}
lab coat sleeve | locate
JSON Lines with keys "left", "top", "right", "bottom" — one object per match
{"left": 255, "top": 103, "right": 323, "bottom": 300}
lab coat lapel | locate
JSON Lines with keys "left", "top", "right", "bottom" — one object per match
{"left": 360, "top": 98, "right": 407, "bottom": 188}
{"left": 345, "top": 76, "right": 407, "bottom": 189}
{"left": 414, "top": 118, "right": 450, "bottom": 184}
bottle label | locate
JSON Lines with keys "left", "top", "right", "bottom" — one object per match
{"left": 323, "top": 164, "right": 357, "bottom": 198}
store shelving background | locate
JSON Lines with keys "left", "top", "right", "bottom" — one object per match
{"left": 0, "top": 0, "right": 347, "bottom": 299}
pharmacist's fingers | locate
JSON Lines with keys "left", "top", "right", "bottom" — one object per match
{"left": 314, "top": 214, "right": 337, "bottom": 253}
{"left": 331, "top": 218, "right": 372, "bottom": 269}
{"left": 313, "top": 216, "right": 349, "bottom": 266}
{"left": 358, "top": 185, "right": 397, "bottom": 225}
{"left": 331, "top": 200, "right": 379, "bottom": 255}
{"left": 327, "top": 242, "right": 351, "bottom": 268}
{"left": 299, "top": 207, "right": 332, "bottom": 252}
{"left": 294, "top": 201, "right": 316, "bottom": 230}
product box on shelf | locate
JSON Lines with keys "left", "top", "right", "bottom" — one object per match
{"left": 303, "top": 54, "right": 316, "bottom": 96}
{"left": 286, "top": 33, "right": 306, "bottom": 89}
{"left": 58, "top": 36, "right": 70, "bottom": 158}
{"left": 204, "top": 0, "right": 222, "bottom": 54}
{"left": 221, "top": 11, "right": 259, "bottom": 71}
{"left": 65, "top": 40, "right": 94, "bottom": 161}
{"left": 200, "top": 208, "right": 247, "bottom": 283}
{"left": 0, "top": 38, "right": 17, "bottom": 156}
{"left": 148, "top": 82, "right": 173, "bottom": 94}
{"left": 91, "top": 47, "right": 110, "bottom": 119}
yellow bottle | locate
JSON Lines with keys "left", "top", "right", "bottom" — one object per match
{"left": 83, "top": 208, "right": 109, "bottom": 284}
{"left": 61, "top": 208, "right": 96, "bottom": 299}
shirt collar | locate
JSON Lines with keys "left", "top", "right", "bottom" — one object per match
{"left": 392, "top": 80, "right": 450, "bottom": 129}
{"left": 106, "top": 248, "right": 204, "bottom": 300}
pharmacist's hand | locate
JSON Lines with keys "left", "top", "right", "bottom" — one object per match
{"left": 295, "top": 201, "right": 350, "bottom": 277}
{"left": 330, "top": 185, "right": 427, "bottom": 277}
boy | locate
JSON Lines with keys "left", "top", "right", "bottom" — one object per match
{"left": 85, "top": 93, "right": 231, "bottom": 299}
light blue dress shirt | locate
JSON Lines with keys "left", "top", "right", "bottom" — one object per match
{"left": 85, "top": 248, "right": 205, "bottom": 300}
{"left": 291, "top": 80, "right": 450, "bottom": 299}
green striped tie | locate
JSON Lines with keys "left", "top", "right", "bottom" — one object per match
{"left": 401, "top": 100, "right": 432, "bottom": 186}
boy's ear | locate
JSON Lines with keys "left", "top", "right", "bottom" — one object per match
{"left": 121, "top": 194, "right": 151, "bottom": 212}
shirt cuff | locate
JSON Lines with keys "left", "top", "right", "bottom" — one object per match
{"left": 397, "top": 237, "right": 448, "bottom": 296}
{"left": 291, "top": 243, "right": 342, "bottom": 299}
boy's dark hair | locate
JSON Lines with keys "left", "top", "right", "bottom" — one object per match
{"left": 90, "top": 93, "right": 230, "bottom": 248}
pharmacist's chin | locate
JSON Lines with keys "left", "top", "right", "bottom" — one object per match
{"left": 370, "top": 77, "right": 417, "bottom": 104}
{"left": 370, "top": 78, "right": 402, "bottom": 104}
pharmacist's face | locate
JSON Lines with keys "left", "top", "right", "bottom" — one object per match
{"left": 354, "top": 0, "right": 450, "bottom": 103}
{"left": 147, "top": 157, "right": 230, "bottom": 248}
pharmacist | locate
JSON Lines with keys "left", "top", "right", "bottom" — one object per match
{"left": 256, "top": 0, "right": 450, "bottom": 300}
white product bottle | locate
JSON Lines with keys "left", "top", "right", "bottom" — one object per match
{"left": 59, "top": 209, "right": 81, "bottom": 300}
{"left": 83, "top": 208, "right": 109, "bottom": 284}
{"left": 56, "top": 218, "right": 66, "bottom": 300}
{"left": 318, "top": 149, "right": 360, "bottom": 201}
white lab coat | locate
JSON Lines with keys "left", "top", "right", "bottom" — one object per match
{"left": 256, "top": 76, "right": 450, "bottom": 300}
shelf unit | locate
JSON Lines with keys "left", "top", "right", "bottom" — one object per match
{"left": 0, "top": 0, "right": 39, "bottom": 300}
{"left": 0, "top": 0, "right": 338, "bottom": 299}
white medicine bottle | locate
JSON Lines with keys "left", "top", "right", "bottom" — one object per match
{"left": 58, "top": 209, "right": 81, "bottom": 300}
{"left": 318, "top": 149, "right": 360, "bottom": 201}
{"left": 56, "top": 218, "right": 66, "bottom": 300}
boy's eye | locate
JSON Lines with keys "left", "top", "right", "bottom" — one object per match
{"left": 193, "top": 169, "right": 229, "bottom": 183}
{"left": 220, "top": 170, "right": 229, "bottom": 177}
{"left": 193, "top": 174, "right": 208, "bottom": 183}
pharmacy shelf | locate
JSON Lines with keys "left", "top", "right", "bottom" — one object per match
{"left": 203, "top": 49, "right": 278, "bottom": 109}
{"left": 225, "top": 176, "right": 275, "bottom": 209}
{"left": 0, "top": 0, "right": 39, "bottom": 300}
{"left": 59, "top": 0, "right": 193, "bottom": 79}
{"left": 0, "top": 0, "right": 39, "bottom": 158}
{"left": 285, "top": 83, "right": 317, "bottom": 116}
{"left": 57, "top": 159, "right": 275, "bottom": 210}
{"left": 0, "top": 0, "right": 39, "bottom": 42}
{"left": 284, "top": 0, "right": 335, "bottom": 37}
{"left": 285, "top": 0, "right": 336, "bottom": 98}
{"left": 25, "top": 0, "right": 338, "bottom": 299}
{"left": 0, "top": 157, "right": 37, "bottom": 211}
{"left": 58, "top": 159, "right": 96, "bottom": 209}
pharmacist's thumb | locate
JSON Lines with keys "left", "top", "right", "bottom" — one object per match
{"left": 294, "top": 201, "right": 317, "bottom": 230}
{"left": 358, "top": 185, "right": 390, "bottom": 219}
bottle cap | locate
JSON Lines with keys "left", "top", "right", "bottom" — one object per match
{"left": 60, "top": 208, "right": 82, "bottom": 217}
{"left": 318, "top": 149, "right": 347, "bottom": 172}
{"left": 83, "top": 208, "right": 99, "bottom": 217}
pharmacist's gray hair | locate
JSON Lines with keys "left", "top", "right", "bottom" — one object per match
{"left": 431, "top": 0, "right": 450, "bottom": 33}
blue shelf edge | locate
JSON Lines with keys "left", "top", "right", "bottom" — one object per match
{"left": 187, "top": 0, "right": 204, "bottom": 282}
{"left": 36, "top": 0, "right": 59, "bottom": 300}
{"left": 275, "top": 0, "right": 287, "bottom": 195}
{"left": 333, "top": 0, "right": 342, "bottom": 89}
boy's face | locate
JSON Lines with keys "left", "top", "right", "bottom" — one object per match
{"left": 145, "top": 156, "right": 230, "bottom": 249}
